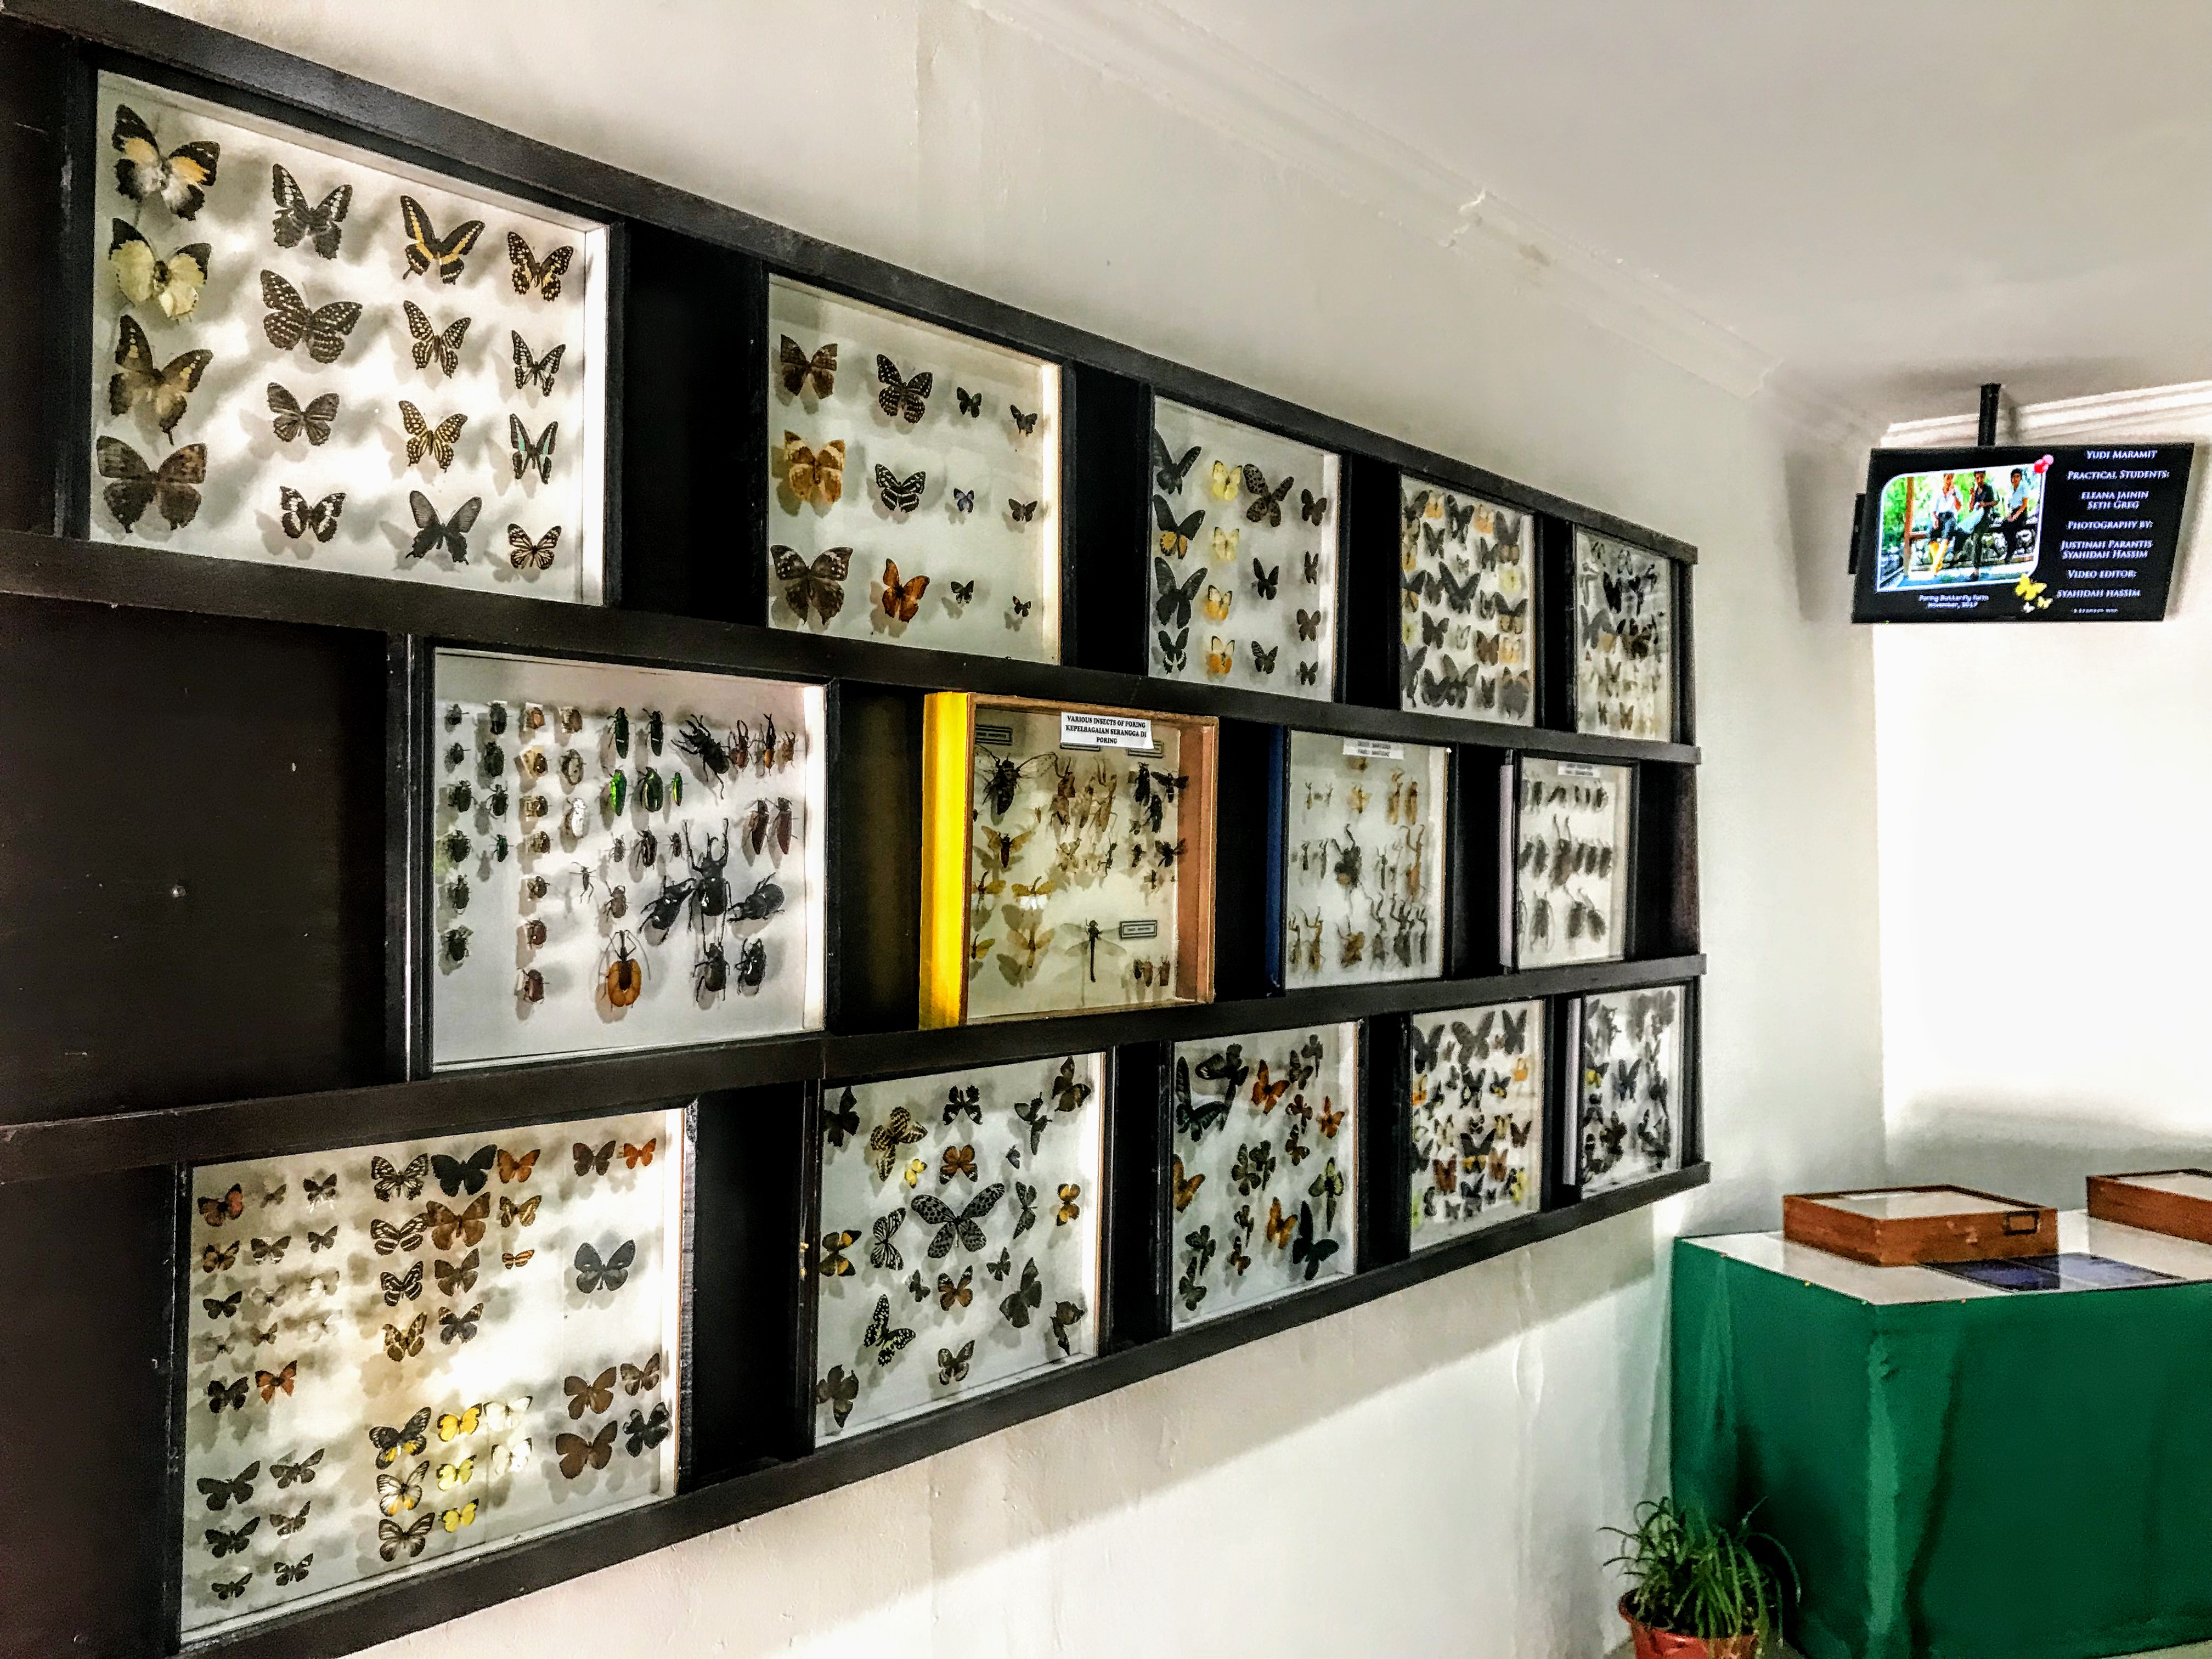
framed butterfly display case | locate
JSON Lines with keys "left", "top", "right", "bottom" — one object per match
{"left": 1503, "top": 755, "right": 1632, "bottom": 970}
{"left": 1145, "top": 397, "right": 1340, "bottom": 697}
{"left": 175, "top": 1105, "right": 685, "bottom": 1639}
{"left": 766, "top": 277, "right": 1063, "bottom": 661}
{"left": 1573, "top": 984, "right": 1688, "bottom": 1195}
{"left": 918, "top": 693, "right": 1219, "bottom": 1025}
{"left": 812, "top": 1054, "right": 1104, "bottom": 1440}
{"left": 427, "top": 650, "right": 827, "bottom": 1070}
{"left": 1572, "top": 530, "right": 1678, "bottom": 740}
{"left": 84, "top": 74, "right": 611, "bottom": 601}
{"left": 1166, "top": 1024, "right": 1358, "bottom": 1329}
{"left": 1280, "top": 729, "right": 1449, "bottom": 989}
{"left": 1398, "top": 475, "right": 1536, "bottom": 725}
{"left": 1405, "top": 1000, "right": 1545, "bottom": 1251}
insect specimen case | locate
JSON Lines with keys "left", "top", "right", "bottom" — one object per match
{"left": 767, "top": 277, "right": 1064, "bottom": 661}
{"left": 426, "top": 651, "right": 827, "bottom": 1069}
{"left": 1146, "top": 397, "right": 1341, "bottom": 698}
{"left": 177, "top": 1105, "right": 685, "bottom": 1639}
{"left": 1280, "top": 730, "right": 1450, "bottom": 989}
{"left": 1166, "top": 1024, "right": 1358, "bottom": 1328}
{"left": 1404, "top": 1000, "right": 1545, "bottom": 1250}
{"left": 1397, "top": 475, "right": 1536, "bottom": 725}
{"left": 918, "top": 694, "right": 1218, "bottom": 1026}
{"left": 1500, "top": 755, "right": 1634, "bottom": 970}
{"left": 86, "top": 73, "right": 611, "bottom": 601}
{"left": 812, "top": 1055, "right": 1105, "bottom": 1439}
{"left": 1572, "top": 984, "right": 1687, "bottom": 1196}
{"left": 1572, "top": 531, "right": 1677, "bottom": 741}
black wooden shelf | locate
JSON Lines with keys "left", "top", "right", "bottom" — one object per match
{"left": 185, "top": 1160, "right": 1708, "bottom": 1659}
{"left": 0, "top": 528, "right": 1700, "bottom": 765}
{"left": 0, "top": 955, "right": 1705, "bottom": 1183}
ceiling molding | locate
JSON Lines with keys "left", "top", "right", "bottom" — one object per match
{"left": 961, "top": 0, "right": 1879, "bottom": 444}
{"left": 1882, "top": 381, "right": 2212, "bottom": 447}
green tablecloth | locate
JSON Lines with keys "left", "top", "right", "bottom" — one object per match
{"left": 1671, "top": 1234, "right": 2212, "bottom": 1659}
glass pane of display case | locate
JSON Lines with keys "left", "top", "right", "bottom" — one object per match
{"left": 1406, "top": 1000, "right": 1544, "bottom": 1250}
{"left": 1505, "top": 755, "right": 1632, "bottom": 970}
{"left": 1576, "top": 984, "right": 1685, "bottom": 1194}
{"left": 1398, "top": 475, "right": 1534, "bottom": 724}
{"left": 1571, "top": 529, "right": 1674, "bottom": 740}
{"left": 1281, "top": 729, "right": 1447, "bottom": 988}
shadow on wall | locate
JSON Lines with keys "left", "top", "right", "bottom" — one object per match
{"left": 1889, "top": 1102, "right": 2212, "bottom": 1212}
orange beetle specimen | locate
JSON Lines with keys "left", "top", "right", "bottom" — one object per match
{"left": 604, "top": 930, "right": 645, "bottom": 1007}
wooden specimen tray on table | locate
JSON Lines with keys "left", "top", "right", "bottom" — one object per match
{"left": 2087, "top": 1170, "right": 2212, "bottom": 1247}
{"left": 1781, "top": 1184, "right": 2057, "bottom": 1266}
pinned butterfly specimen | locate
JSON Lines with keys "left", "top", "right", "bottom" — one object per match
{"left": 1008, "top": 498, "right": 1039, "bottom": 524}
{"left": 1209, "top": 460, "right": 1241, "bottom": 500}
{"left": 439, "top": 1302, "right": 484, "bottom": 1344}
{"left": 435, "top": 1250, "right": 481, "bottom": 1298}
{"left": 881, "top": 558, "right": 929, "bottom": 622}
{"left": 381, "top": 1261, "right": 424, "bottom": 1305}
{"left": 624, "top": 1403, "right": 672, "bottom": 1455}
{"left": 269, "top": 1450, "right": 318, "bottom": 1496}
{"left": 574, "top": 1239, "right": 636, "bottom": 1294}
{"left": 97, "top": 437, "right": 205, "bottom": 533}
{"left": 379, "top": 1512, "right": 433, "bottom": 1561}
{"left": 402, "top": 300, "right": 471, "bottom": 376}
{"left": 949, "top": 579, "right": 976, "bottom": 606}
{"left": 565, "top": 1366, "right": 617, "bottom": 1418}
{"left": 376, "top": 1459, "right": 427, "bottom": 1517}
{"left": 507, "top": 524, "right": 561, "bottom": 571}
{"left": 274, "top": 486, "right": 345, "bottom": 544}
{"left": 1009, "top": 596, "right": 1032, "bottom": 623}
{"left": 500, "top": 1195, "right": 541, "bottom": 1228}
{"left": 622, "top": 1351, "right": 664, "bottom": 1396}
{"left": 861, "top": 1293, "right": 917, "bottom": 1367}
{"left": 1201, "top": 584, "right": 1233, "bottom": 623}
{"left": 199, "top": 1185, "right": 245, "bottom": 1227}
{"left": 952, "top": 488, "right": 975, "bottom": 515}
{"left": 206, "top": 1518, "right": 259, "bottom": 1558}
{"left": 266, "top": 382, "right": 338, "bottom": 448}
{"left": 199, "top": 1462, "right": 260, "bottom": 1511}
{"left": 1251, "top": 643, "right": 1278, "bottom": 675}
{"left": 407, "top": 490, "right": 483, "bottom": 562}
{"left": 1262, "top": 1197, "right": 1294, "bottom": 1249}
{"left": 824, "top": 1087, "right": 862, "bottom": 1148}
{"left": 574, "top": 1138, "right": 617, "bottom": 1177}
{"left": 512, "top": 331, "right": 567, "bottom": 394}
{"left": 905, "top": 1268, "right": 928, "bottom": 1303}
{"left": 816, "top": 1364, "right": 859, "bottom": 1428}
{"left": 372, "top": 1154, "right": 431, "bottom": 1202}
{"left": 937, "top": 1267, "right": 974, "bottom": 1309}
{"left": 206, "top": 1376, "right": 250, "bottom": 1415}
{"left": 432, "top": 1144, "right": 496, "bottom": 1198}
{"left": 508, "top": 232, "right": 574, "bottom": 300}
{"left": 270, "top": 1500, "right": 312, "bottom": 1540}
{"left": 1012, "top": 1182, "right": 1038, "bottom": 1237}
{"left": 999, "top": 1257, "right": 1042, "bottom": 1328}
{"left": 875, "top": 466, "right": 927, "bottom": 516}
{"left": 866, "top": 1107, "right": 929, "bottom": 1181}
{"left": 553, "top": 1413, "right": 619, "bottom": 1482}
{"left": 201, "top": 1242, "right": 239, "bottom": 1273}
{"left": 107, "top": 315, "right": 210, "bottom": 436}
{"left": 108, "top": 221, "right": 208, "bottom": 320}
{"left": 867, "top": 1208, "right": 906, "bottom": 1272}
{"left": 1054, "top": 1183, "right": 1082, "bottom": 1224}
{"left": 875, "top": 354, "right": 933, "bottom": 423}
{"left": 261, "top": 270, "right": 361, "bottom": 364}
{"left": 398, "top": 196, "right": 486, "bottom": 283}
{"left": 780, "top": 335, "right": 838, "bottom": 399}
{"left": 369, "top": 1407, "right": 433, "bottom": 1468}
{"left": 1156, "top": 627, "right": 1189, "bottom": 673}
{"left": 1300, "top": 488, "right": 1329, "bottom": 526}
{"left": 779, "top": 432, "right": 846, "bottom": 507}
{"left": 1047, "top": 1299, "right": 1084, "bottom": 1356}
{"left": 760, "top": 543, "right": 854, "bottom": 627}
{"left": 624, "top": 1138, "right": 658, "bottom": 1169}
{"left": 111, "top": 104, "right": 219, "bottom": 218}
{"left": 1155, "top": 559, "right": 1205, "bottom": 630}
{"left": 1304, "top": 550, "right": 1322, "bottom": 584}
{"left": 274, "top": 1555, "right": 313, "bottom": 1587}
{"left": 1248, "top": 558, "right": 1282, "bottom": 601}
{"left": 211, "top": 1575, "right": 250, "bottom": 1602}
{"left": 1152, "top": 431, "right": 1201, "bottom": 494}
{"left": 955, "top": 387, "right": 982, "bottom": 417}
{"left": 495, "top": 1147, "right": 534, "bottom": 1186}
{"left": 1210, "top": 526, "right": 1240, "bottom": 563}
{"left": 1240, "top": 465, "right": 1295, "bottom": 526}
{"left": 400, "top": 402, "right": 467, "bottom": 471}
{"left": 1290, "top": 1200, "right": 1339, "bottom": 1280}
{"left": 936, "top": 1341, "right": 975, "bottom": 1385}
{"left": 502, "top": 1249, "right": 535, "bottom": 1270}
{"left": 1204, "top": 636, "right": 1234, "bottom": 677}
{"left": 940, "top": 1144, "right": 977, "bottom": 1183}
{"left": 1295, "top": 608, "right": 1323, "bottom": 642}
{"left": 1151, "top": 494, "right": 1205, "bottom": 559}
{"left": 1297, "top": 663, "right": 1318, "bottom": 686}
{"left": 510, "top": 415, "right": 558, "bottom": 482}
{"left": 382, "top": 1312, "right": 428, "bottom": 1361}
{"left": 426, "top": 1195, "right": 490, "bottom": 1250}
{"left": 910, "top": 1182, "right": 1007, "bottom": 1257}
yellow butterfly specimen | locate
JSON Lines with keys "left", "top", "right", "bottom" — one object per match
{"left": 782, "top": 432, "right": 845, "bottom": 507}
{"left": 1209, "top": 526, "right": 1240, "bottom": 563}
{"left": 108, "top": 221, "right": 208, "bottom": 319}
{"left": 905, "top": 1158, "right": 927, "bottom": 1188}
{"left": 440, "top": 1500, "right": 478, "bottom": 1532}
{"left": 1209, "top": 460, "right": 1241, "bottom": 501}
{"left": 438, "top": 1406, "right": 479, "bottom": 1442}
{"left": 435, "top": 1458, "right": 475, "bottom": 1491}
{"left": 1205, "top": 636, "right": 1234, "bottom": 677}
{"left": 1201, "top": 584, "right": 1233, "bottom": 622}
{"left": 1172, "top": 1156, "right": 1204, "bottom": 1212}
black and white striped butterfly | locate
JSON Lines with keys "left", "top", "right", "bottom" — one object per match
{"left": 874, "top": 465, "right": 926, "bottom": 514}
{"left": 507, "top": 524, "right": 561, "bottom": 570}
{"left": 402, "top": 301, "right": 470, "bottom": 376}
{"left": 259, "top": 270, "right": 359, "bottom": 364}
{"left": 867, "top": 1207, "right": 905, "bottom": 1271}
{"left": 278, "top": 487, "right": 343, "bottom": 543}
{"left": 509, "top": 416, "right": 557, "bottom": 483}
{"left": 511, "top": 331, "right": 566, "bottom": 394}
{"left": 875, "top": 356, "right": 932, "bottom": 424}
{"left": 267, "top": 383, "right": 337, "bottom": 446}
{"left": 400, "top": 402, "right": 466, "bottom": 471}
{"left": 371, "top": 1154, "right": 428, "bottom": 1201}
{"left": 274, "top": 1555, "right": 313, "bottom": 1585}
{"left": 861, "top": 1294, "right": 916, "bottom": 1365}
{"left": 1252, "top": 643, "right": 1278, "bottom": 674}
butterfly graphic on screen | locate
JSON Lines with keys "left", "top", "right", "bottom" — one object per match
{"left": 278, "top": 487, "right": 344, "bottom": 544}
{"left": 400, "top": 402, "right": 466, "bottom": 471}
{"left": 769, "top": 543, "right": 851, "bottom": 625}
{"left": 198, "top": 1462, "right": 259, "bottom": 1512}
{"left": 778, "top": 335, "right": 837, "bottom": 399}
{"left": 1300, "top": 488, "right": 1330, "bottom": 526}
{"left": 398, "top": 196, "right": 485, "bottom": 283}
{"left": 880, "top": 559, "right": 928, "bottom": 622}
{"left": 510, "top": 416, "right": 557, "bottom": 483}
{"left": 1240, "top": 465, "right": 1295, "bottom": 527}
{"left": 508, "top": 232, "right": 574, "bottom": 300}
{"left": 574, "top": 1139, "right": 617, "bottom": 1177}
{"left": 1151, "top": 431, "right": 1200, "bottom": 494}
{"left": 875, "top": 466, "right": 926, "bottom": 515}
{"left": 510, "top": 331, "right": 567, "bottom": 396}
{"left": 260, "top": 270, "right": 360, "bottom": 364}
{"left": 111, "top": 103, "right": 219, "bottom": 218}
{"left": 507, "top": 524, "right": 561, "bottom": 571}
{"left": 267, "top": 383, "right": 337, "bottom": 447}
{"left": 108, "top": 221, "right": 207, "bottom": 319}
{"left": 400, "top": 300, "right": 470, "bottom": 377}
{"left": 1009, "top": 405, "right": 1040, "bottom": 437}
{"left": 107, "top": 314, "right": 210, "bottom": 436}
{"left": 574, "top": 1239, "right": 636, "bottom": 1295}
{"left": 407, "top": 491, "right": 482, "bottom": 562}
{"left": 95, "top": 437, "right": 205, "bottom": 533}
{"left": 875, "top": 355, "right": 932, "bottom": 423}
{"left": 1008, "top": 498, "right": 1039, "bottom": 524}
{"left": 862, "top": 1293, "right": 917, "bottom": 1365}
{"left": 956, "top": 387, "right": 982, "bottom": 417}
{"left": 555, "top": 1420, "right": 617, "bottom": 1479}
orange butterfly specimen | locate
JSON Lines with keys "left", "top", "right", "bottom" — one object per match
{"left": 496, "top": 1147, "right": 538, "bottom": 1183}
{"left": 1171, "top": 1156, "right": 1204, "bottom": 1213}
{"left": 1431, "top": 1155, "right": 1459, "bottom": 1193}
{"left": 620, "top": 1138, "right": 657, "bottom": 1170}
{"left": 1250, "top": 1063, "right": 1289, "bottom": 1114}
{"left": 255, "top": 1361, "right": 298, "bottom": 1401}
{"left": 881, "top": 559, "right": 928, "bottom": 622}
{"left": 199, "top": 1184, "right": 245, "bottom": 1227}
{"left": 501, "top": 1250, "right": 535, "bottom": 1269}
{"left": 940, "top": 1145, "right": 977, "bottom": 1183}
{"left": 1316, "top": 1099, "right": 1346, "bottom": 1139}
{"left": 1263, "top": 1198, "right": 1294, "bottom": 1249}
{"left": 937, "top": 1268, "right": 973, "bottom": 1310}
{"left": 425, "top": 1195, "right": 490, "bottom": 1251}
{"left": 1204, "top": 636, "right": 1234, "bottom": 677}
{"left": 781, "top": 432, "right": 845, "bottom": 506}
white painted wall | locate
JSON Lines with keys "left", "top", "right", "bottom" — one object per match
{"left": 143, "top": 1, "right": 1887, "bottom": 1651}
{"left": 1875, "top": 387, "right": 2212, "bottom": 1207}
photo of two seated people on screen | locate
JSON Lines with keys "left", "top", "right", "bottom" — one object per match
{"left": 1876, "top": 465, "right": 2042, "bottom": 590}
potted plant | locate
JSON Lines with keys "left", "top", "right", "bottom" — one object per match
{"left": 1603, "top": 1497, "right": 1795, "bottom": 1658}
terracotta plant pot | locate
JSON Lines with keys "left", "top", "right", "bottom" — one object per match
{"left": 1620, "top": 1596, "right": 1759, "bottom": 1659}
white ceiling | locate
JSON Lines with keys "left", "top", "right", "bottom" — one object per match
{"left": 1018, "top": 0, "right": 2212, "bottom": 429}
